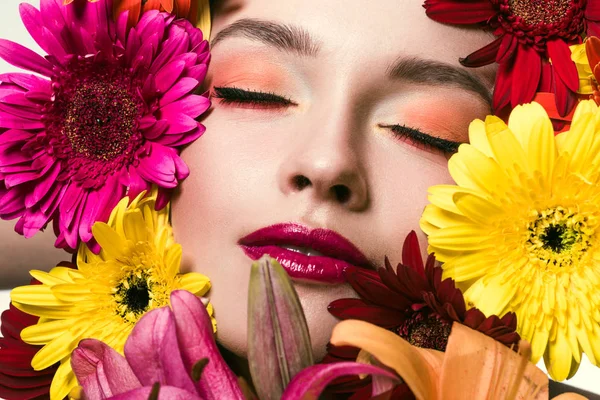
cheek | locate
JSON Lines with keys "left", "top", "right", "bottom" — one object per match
{"left": 365, "top": 142, "right": 454, "bottom": 263}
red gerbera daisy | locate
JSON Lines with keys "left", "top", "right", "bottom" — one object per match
{"left": 324, "top": 231, "right": 520, "bottom": 399}
{"left": 0, "top": 0, "right": 210, "bottom": 251}
{"left": 423, "top": 0, "right": 600, "bottom": 117}
{"left": 0, "top": 279, "right": 60, "bottom": 400}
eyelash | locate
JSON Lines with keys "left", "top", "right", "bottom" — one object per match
{"left": 212, "top": 86, "right": 296, "bottom": 108}
{"left": 380, "top": 124, "right": 461, "bottom": 154}
{"left": 213, "top": 87, "right": 461, "bottom": 154}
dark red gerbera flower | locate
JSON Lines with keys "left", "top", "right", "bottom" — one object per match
{"left": 324, "top": 231, "right": 520, "bottom": 399}
{"left": 0, "top": 299, "right": 58, "bottom": 400}
{"left": 423, "top": 0, "right": 600, "bottom": 117}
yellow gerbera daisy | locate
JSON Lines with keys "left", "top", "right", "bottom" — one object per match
{"left": 10, "top": 190, "right": 213, "bottom": 399}
{"left": 420, "top": 100, "right": 600, "bottom": 382}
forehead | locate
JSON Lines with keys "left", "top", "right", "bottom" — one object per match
{"left": 211, "top": 0, "right": 496, "bottom": 85}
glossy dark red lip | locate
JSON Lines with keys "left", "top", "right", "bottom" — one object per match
{"left": 238, "top": 223, "right": 370, "bottom": 284}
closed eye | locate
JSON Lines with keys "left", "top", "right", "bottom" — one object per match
{"left": 380, "top": 124, "right": 462, "bottom": 154}
{"left": 212, "top": 86, "right": 297, "bottom": 109}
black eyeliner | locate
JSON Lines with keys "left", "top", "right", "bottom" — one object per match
{"left": 380, "top": 124, "right": 462, "bottom": 154}
{"left": 212, "top": 86, "right": 297, "bottom": 106}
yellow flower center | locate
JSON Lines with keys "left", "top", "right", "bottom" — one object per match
{"left": 508, "top": 0, "right": 575, "bottom": 27}
{"left": 525, "top": 206, "right": 596, "bottom": 269}
{"left": 111, "top": 243, "right": 174, "bottom": 324}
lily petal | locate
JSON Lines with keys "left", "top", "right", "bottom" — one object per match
{"left": 247, "top": 256, "right": 314, "bottom": 400}
{"left": 71, "top": 339, "right": 141, "bottom": 400}
{"left": 170, "top": 290, "right": 245, "bottom": 400}
{"left": 281, "top": 361, "right": 399, "bottom": 400}
{"left": 330, "top": 319, "right": 442, "bottom": 400}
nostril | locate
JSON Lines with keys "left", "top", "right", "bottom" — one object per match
{"left": 332, "top": 185, "right": 351, "bottom": 203}
{"left": 292, "top": 175, "right": 312, "bottom": 190}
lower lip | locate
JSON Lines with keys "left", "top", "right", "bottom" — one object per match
{"left": 240, "top": 245, "right": 352, "bottom": 284}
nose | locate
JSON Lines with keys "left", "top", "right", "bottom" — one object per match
{"left": 277, "top": 110, "right": 369, "bottom": 211}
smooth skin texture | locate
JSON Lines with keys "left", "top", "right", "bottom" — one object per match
{"left": 172, "top": 0, "right": 494, "bottom": 360}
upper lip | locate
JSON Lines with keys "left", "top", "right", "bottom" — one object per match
{"left": 238, "top": 223, "right": 371, "bottom": 268}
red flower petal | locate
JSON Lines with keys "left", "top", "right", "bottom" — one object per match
{"left": 585, "top": 1, "right": 600, "bottom": 21}
{"left": 328, "top": 299, "right": 405, "bottom": 328}
{"left": 423, "top": 0, "right": 498, "bottom": 24}
{"left": 510, "top": 45, "right": 541, "bottom": 108}
{"left": 496, "top": 34, "right": 518, "bottom": 64}
{"left": 401, "top": 231, "right": 425, "bottom": 276}
{"left": 587, "top": 21, "right": 600, "bottom": 37}
{"left": 547, "top": 39, "right": 579, "bottom": 92}
{"left": 586, "top": 37, "right": 600, "bottom": 74}
{"left": 460, "top": 36, "right": 502, "bottom": 67}
{"left": 492, "top": 61, "right": 512, "bottom": 113}
{"left": 552, "top": 65, "right": 578, "bottom": 117}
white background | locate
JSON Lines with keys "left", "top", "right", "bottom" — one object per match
{"left": 0, "top": 0, "right": 598, "bottom": 396}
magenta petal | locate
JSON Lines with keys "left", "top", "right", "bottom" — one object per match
{"left": 124, "top": 307, "right": 197, "bottom": 394}
{"left": 281, "top": 362, "right": 399, "bottom": 400}
{"left": 0, "top": 40, "right": 54, "bottom": 77}
{"left": 108, "top": 385, "right": 202, "bottom": 400}
{"left": 155, "top": 60, "right": 186, "bottom": 93}
{"left": 136, "top": 144, "right": 177, "bottom": 188}
{"left": 159, "top": 78, "right": 200, "bottom": 106}
{"left": 19, "top": 4, "right": 67, "bottom": 60}
{"left": 170, "top": 290, "right": 245, "bottom": 400}
{"left": 159, "top": 95, "right": 210, "bottom": 119}
{"left": 71, "top": 339, "right": 141, "bottom": 400}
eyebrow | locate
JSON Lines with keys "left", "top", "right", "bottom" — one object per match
{"left": 210, "top": 18, "right": 320, "bottom": 57}
{"left": 211, "top": 19, "right": 492, "bottom": 104}
{"left": 388, "top": 57, "right": 492, "bottom": 105}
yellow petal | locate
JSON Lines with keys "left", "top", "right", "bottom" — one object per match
{"left": 20, "top": 318, "right": 75, "bottom": 346}
{"left": 51, "top": 283, "right": 91, "bottom": 303}
{"left": 428, "top": 225, "right": 494, "bottom": 252}
{"left": 465, "top": 275, "right": 516, "bottom": 317}
{"left": 330, "top": 320, "right": 441, "bottom": 400}
{"left": 165, "top": 243, "right": 183, "bottom": 278}
{"left": 92, "top": 222, "right": 128, "bottom": 259}
{"left": 122, "top": 208, "right": 148, "bottom": 243}
{"left": 11, "top": 285, "right": 66, "bottom": 307}
{"left": 487, "top": 123, "right": 531, "bottom": 177}
{"left": 467, "top": 119, "right": 493, "bottom": 157}
{"left": 453, "top": 192, "right": 503, "bottom": 225}
{"left": 31, "top": 330, "right": 77, "bottom": 370}
{"left": 544, "top": 327, "right": 575, "bottom": 381}
{"left": 178, "top": 272, "right": 211, "bottom": 296}
{"left": 525, "top": 106, "right": 556, "bottom": 182}
{"left": 29, "top": 269, "right": 70, "bottom": 286}
{"left": 50, "top": 360, "right": 77, "bottom": 400}
{"left": 196, "top": 0, "right": 211, "bottom": 40}
{"left": 448, "top": 145, "right": 509, "bottom": 195}
{"left": 508, "top": 102, "right": 551, "bottom": 151}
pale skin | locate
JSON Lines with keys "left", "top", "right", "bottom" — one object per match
{"left": 173, "top": 0, "right": 494, "bottom": 361}
{"left": 0, "top": 0, "right": 494, "bottom": 359}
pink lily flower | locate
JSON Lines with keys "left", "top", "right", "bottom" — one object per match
{"left": 70, "top": 290, "right": 244, "bottom": 400}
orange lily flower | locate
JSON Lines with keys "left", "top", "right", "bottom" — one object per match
{"left": 63, "top": 0, "right": 211, "bottom": 38}
{"left": 331, "top": 320, "right": 587, "bottom": 400}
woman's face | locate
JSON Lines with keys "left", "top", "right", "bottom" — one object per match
{"left": 173, "top": 0, "right": 495, "bottom": 359}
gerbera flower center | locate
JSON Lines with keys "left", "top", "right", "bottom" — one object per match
{"left": 45, "top": 59, "right": 145, "bottom": 182}
{"left": 508, "top": 0, "right": 578, "bottom": 27}
{"left": 526, "top": 206, "right": 594, "bottom": 268}
{"left": 64, "top": 79, "right": 139, "bottom": 161}
{"left": 114, "top": 273, "right": 153, "bottom": 321}
{"left": 397, "top": 313, "right": 452, "bottom": 351}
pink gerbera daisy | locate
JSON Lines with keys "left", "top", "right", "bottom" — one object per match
{"left": 0, "top": 0, "right": 210, "bottom": 251}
